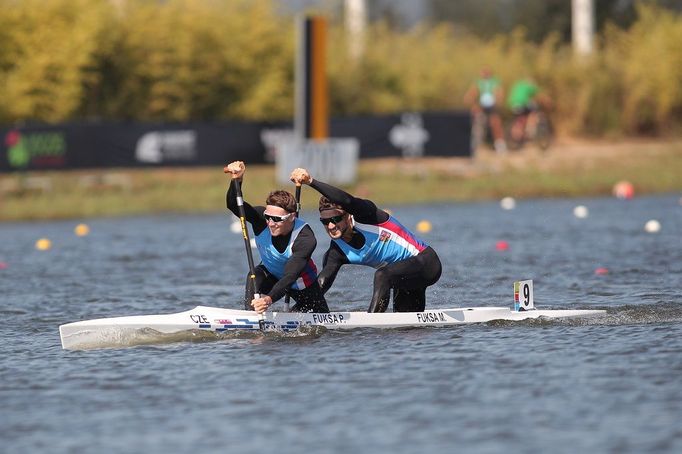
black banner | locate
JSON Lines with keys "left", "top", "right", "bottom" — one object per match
{"left": 0, "top": 111, "right": 470, "bottom": 172}
{"left": 331, "top": 111, "right": 471, "bottom": 158}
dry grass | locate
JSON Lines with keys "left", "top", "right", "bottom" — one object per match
{"left": 1, "top": 139, "right": 680, "bottom": 221}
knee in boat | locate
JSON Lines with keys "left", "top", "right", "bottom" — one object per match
{"left": 373, "top": 267, "right": 389, "bottom": 284}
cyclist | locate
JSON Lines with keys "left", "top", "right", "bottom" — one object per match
{"left": 507, "top": 77, "right": 551, "bottom": 146}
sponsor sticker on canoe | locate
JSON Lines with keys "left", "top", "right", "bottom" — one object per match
{"left": 189, "top": 314, "right": 209, "bottom": 324}
{"left": 312, "top": 313, "right": 346, "bottom": 324}
{"left": 416, "top": 312, "right": 447, "bottom": 323}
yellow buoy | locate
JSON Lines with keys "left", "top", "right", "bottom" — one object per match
{"left": 35, "top": 238, "right": 52, "bottom": 251}
{"left": 74, "top": 223, "right": 90, "bottom": 236}
{"left": 416, "top": 220, "right": 432, "bottom": 233}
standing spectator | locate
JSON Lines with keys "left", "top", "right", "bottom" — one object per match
{"left": 464, "top": 66, "right": 507, "bottom": 154}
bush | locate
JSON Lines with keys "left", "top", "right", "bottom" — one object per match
{"left": 0, "top": 1, "right": 679, "bottom": 136}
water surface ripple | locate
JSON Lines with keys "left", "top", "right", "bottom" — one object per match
{"left": 1, "top": 194, "right": 681, "bottom": 453}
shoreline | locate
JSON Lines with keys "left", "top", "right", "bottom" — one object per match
{"left": 1, "top": 139, "right": 681, "bottom": 221}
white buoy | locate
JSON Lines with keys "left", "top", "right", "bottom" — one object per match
{"left": 644, "top": 219, "right": 661, "bottom": 233}
{"left": 573, "top": 205, "right": 589, "bottom": 219}
{"left": 500, "top": 197, "right": 516, "bottom": 210}
{"left": 230, "top": 219, "right": 241, "bottom": 234}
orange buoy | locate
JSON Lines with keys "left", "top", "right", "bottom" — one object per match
{"left": 613, "top": 181, "right": 634, "bottom": 200}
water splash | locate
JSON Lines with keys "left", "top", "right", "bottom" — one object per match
{"left": 65, "top": 325, "right": 327, "bottom": 351}
{"left": 488, "top": 303, "right": 682, "bottom": 328}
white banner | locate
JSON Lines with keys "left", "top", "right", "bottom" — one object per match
{"left": 275, "top": 138, "right": 359, "bottom": 185}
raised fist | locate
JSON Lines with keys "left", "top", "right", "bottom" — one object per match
{"left": 290, "top": 168, "right": 312, "bottom": 186}
{"left": 224, "top": 161, "right": 245, "bottom": 179}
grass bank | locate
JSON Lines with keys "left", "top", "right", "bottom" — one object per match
{"left": 1, "top": 140, "right": 680, "bottom": 222}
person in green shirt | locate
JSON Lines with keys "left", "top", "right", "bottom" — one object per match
{"left": 507, "top": 77, "right": 549, "bottom": 144}
{"left": 464, "top": 66, "right": 507, "bottom": 154}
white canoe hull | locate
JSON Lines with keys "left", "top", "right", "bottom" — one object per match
{"left": 59, "top": 305, "right": 605, "bottom": 350}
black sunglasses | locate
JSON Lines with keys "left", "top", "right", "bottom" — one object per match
{"left": 319, "top": 214, "right": 345, "bottom": 225}
{"left": 263, "top": 212, "right": 293, "bottom": 223}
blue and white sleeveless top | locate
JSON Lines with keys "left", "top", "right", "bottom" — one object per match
{"left": 255, "top": 217, "right": 318, "bottom": 290}
{"left": 333, "top": 215, "right": 428, "bottom": 268}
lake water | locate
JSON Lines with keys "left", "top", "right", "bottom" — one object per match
{"left": 1, "top": 194, "right": 681, "bottom": 453}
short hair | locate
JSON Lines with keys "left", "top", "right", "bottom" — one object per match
{"left": 266, "top": 190, "right": 296, "bottom": 213}
{"left": 318, "top": 196, "right": 344, "bottom": 212}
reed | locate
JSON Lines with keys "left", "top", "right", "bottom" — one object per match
{"left": 1, "top": 2, "right": 680, "bottom": 136}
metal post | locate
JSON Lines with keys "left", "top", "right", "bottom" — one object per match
{"left": 572, "top": 0, "right": 595, "bottom": 56}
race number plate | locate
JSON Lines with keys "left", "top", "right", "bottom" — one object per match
{"left": 514, "top": 280, "right": 534, "bottom": 311}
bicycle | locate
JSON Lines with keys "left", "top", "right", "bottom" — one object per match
{"left": 507, "top": 107, "right": 553, "bottom": 152}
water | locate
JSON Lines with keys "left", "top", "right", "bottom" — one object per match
{"left": 1, "top": 194, "right": 681, "bottom": 453}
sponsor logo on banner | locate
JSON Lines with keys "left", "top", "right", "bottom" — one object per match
{"left": 135, "top": 130, "right": 197, "bottom": 163}
{"left": 261, "top": 128, "right": 296, "bottom": 163}
{"left": 389, "top": 112, "right": 430, "bottom": 158}
{"left": 274, "top": 137, "right": 359, "bottom": 185}
{"left": 4, "top": 129, "right": 67, "bottom": 169}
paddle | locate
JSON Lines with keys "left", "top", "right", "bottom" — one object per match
{"left": 294, "top": 184, "right": 302, "bottom": 213}
{"left": 283, "top": 184, "right": 302, "bottom": 312}
{"left": 225, "top": 171, "right": 262, "bottom": 316}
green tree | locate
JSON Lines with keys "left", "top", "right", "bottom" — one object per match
{"left": 103, "top": 0, "right": 293, "bottom": 121}
{"left": 606, "top": 4, "right": 682, "bottom": 133}
{"left": 0, "top": 0, "right": 114, "bottom": 123}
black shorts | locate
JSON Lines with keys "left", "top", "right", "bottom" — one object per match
{"left": 244, "top": 265, "right": 329, "bottom": 313}
{"left": 370, "top": 246, "right": 442, "bottom": 312}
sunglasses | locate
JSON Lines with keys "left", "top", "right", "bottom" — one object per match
{"left": 263, "top": 212, "right": 293, "bottom": 223}
{"left": 319, "top": 214, "right": 345, "bottom": 225}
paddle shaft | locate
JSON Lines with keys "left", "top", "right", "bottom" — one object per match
{"left": 233, "top": 179, "right": 261, "bottom": 300}
{"left": 283, "top": 184, "right": 302, "bottom": 312}
{"left": 295, "top": 185, "right": 302, "bottom": 213}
